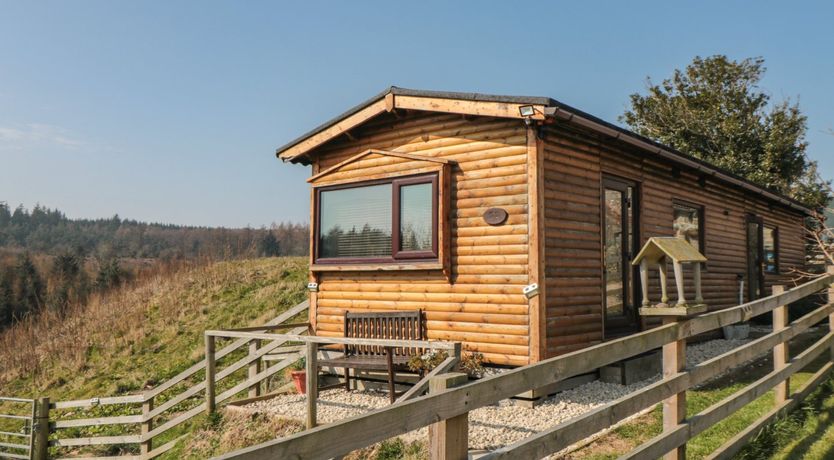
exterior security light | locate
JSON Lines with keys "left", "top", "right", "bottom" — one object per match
{"left": 518, "top": 105, "right": 536, "bottom": 117}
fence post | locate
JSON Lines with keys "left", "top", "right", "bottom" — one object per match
{"left": 662, "top": 317, "right": 686, "bottom": 460}
{"left": 428, "top": 372, "right": 469, "bottom": 460}
{"left": 205, "top": 334, "right": 216, "bottom": 415}
{"left": 140, "top": 394, "right": 154, "bottom": 458}
{"left": 828, "top": 266, "right": 834, "bottom": 362}
{"left": 305, "top": 341, "right": 318, "bottom": 430}
{"left": 451, "top": 342, "right": 462, "bottom": 361}
{"left": 772, "top": 285, "right": 789, "bottom": 405}
{"left": 248, "top": 339, "right": 261, "bottom": 399}
{"left": 32, "top": 397, "right": 49, "bottom": 460}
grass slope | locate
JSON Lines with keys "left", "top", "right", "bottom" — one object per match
{"left": 175, "top": 410, "right": 426, "bottom": 460}
{"left": 0, "top": 257, "right": 307, "bottom": 398}
{"left": 0, "top": 257, "right": 307, "bottom": 458}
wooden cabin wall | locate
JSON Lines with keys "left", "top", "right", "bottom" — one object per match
{"left": 541, "top": 123, "right": 807, "bottom": 358}
{"left": 540, "top": 125, "right": 604, "bottom": 357}
{"left": 309, "top": 112, "right": 533, "bottom": 366}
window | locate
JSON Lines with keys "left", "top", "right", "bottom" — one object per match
{"left": 763, "top": 226, "right": 779, "bottom": 274}
{"left": 315, "top": 174, "right": 438, "bottom": 263}
{"left": 673, "top": 201, "right": 705, "bottom": 254}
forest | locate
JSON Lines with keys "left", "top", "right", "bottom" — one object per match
{"left": 0, "top": 202, "right": 309, "bottom": 329}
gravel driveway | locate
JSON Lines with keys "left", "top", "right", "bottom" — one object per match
{"left": 245, "top": 338, "right": 753, "bottom": 451}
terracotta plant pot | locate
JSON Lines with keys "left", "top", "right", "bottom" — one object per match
{"left": 291, "top": 370, "right": 306, "bottom": 394}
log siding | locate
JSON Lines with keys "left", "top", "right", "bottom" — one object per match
{"left": 541, "top": 122, "right": 806, "bottom": 358}
{"left": 309, "top": 112, "right": 533, "bottom": 366}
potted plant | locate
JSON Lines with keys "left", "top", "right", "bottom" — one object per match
{"left": 288, "top": 358, "right": 306, "bottom": 394}
{"left": 459, "top": 352, "right": 486, "bottom": 379}
{"left": 407, "top": 350, "right": 486, "bottom": 380}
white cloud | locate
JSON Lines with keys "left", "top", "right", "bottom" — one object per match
{"left": 0, "top": 123, "right": 86, "bottom": 150}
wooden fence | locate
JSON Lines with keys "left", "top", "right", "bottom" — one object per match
{"left": 203, "top": 328, "right": 461, "bottom": 430}
{"left": 216, "top": 273, "right": 834, "bottom": 460}
{"left": 0, "top": 300, "right": 310, "bottom": 460}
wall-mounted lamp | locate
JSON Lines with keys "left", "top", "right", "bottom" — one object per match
{"left": 518, "top": 105, "right": 536, "bottom": 117}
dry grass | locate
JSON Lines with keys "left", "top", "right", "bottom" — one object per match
{"left": 0, "top": 259, "right": 192, "bottom": 385}
{"left": 0, "top": 257, "right": 308, "bottom": 397}
{"left": 179, "top": 409, "right": 305, "bottom": 458}
{"left": 172, "top": 408, "right": 427, "bottom": 460}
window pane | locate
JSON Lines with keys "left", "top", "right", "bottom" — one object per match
{"left": 604, "top": 189, "right": 624, "bottom": 316}
{"left": 399, "top": 182, "right": 433, "bottom": 252}
{"left": 764, "top": 227, "right": 777, "bottom": 273}
{"left": 673, "top": 204, "right": 700, "bottom": 250}
{"left": 319, "top": 184, "right": 392, "bottom": 259}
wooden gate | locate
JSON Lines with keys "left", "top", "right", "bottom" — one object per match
{"left": 0, "top": 397, "right": 36, "bottom": 460}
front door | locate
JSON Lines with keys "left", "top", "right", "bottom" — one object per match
{"left": 746, "top": 215, "right": 765, "bottom": 301}
{"left": 602, "top": 176, "right": 641, "bottom": 336}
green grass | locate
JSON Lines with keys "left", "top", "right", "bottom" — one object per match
{"left": 570, "top": 332, "right": 833, "bottom": 460}
{"left": 735, "top": 377, "right": 834, "bottom": 460}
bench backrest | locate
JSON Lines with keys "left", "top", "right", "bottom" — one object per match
{"left": 344, "top": 310, "right": 423, "bottom": 357}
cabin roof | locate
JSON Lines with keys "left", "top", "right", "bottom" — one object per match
{"left": 275, "top": 86, "right": 813, "bottom": 214}
{"left": 632, "top": 237, "right": 708, "bottom": 265}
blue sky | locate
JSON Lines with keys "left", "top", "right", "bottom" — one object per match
{"left": 1, "top": 1, "right": 832, "bottom": 227}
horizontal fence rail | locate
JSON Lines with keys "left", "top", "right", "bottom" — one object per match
{"left": 216, "top": 273, "right": 834, "bottom": 460}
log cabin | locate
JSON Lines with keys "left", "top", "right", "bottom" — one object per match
{"left": 275, "top": 87, "right": 810, "bottom": 367}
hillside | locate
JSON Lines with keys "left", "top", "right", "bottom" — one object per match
{"left": 0, "top": 203, "right": 309, "bottom": 333}
{"left": 0, "top": 203, "right": 309, "bottom": 260}
{"left": 0, "top": 257, "right": 308, "bottom": 399}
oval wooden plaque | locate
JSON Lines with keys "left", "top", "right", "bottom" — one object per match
{"left": 483, "top": 207, "right": 508, "bottom": 225}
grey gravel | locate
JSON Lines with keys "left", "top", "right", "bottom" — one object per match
{"left": 245, "top": 338, "right": 755, "bottom": 451}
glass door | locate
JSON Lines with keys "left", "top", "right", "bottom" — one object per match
{"left": 746, "top": 215, "right": 765, "bottom": 301}
{"left": 602, "top": 176, "right": 640, "bottom": 336}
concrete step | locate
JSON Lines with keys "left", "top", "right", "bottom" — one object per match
{"left": 600, "top": 351, "right": 661, "bottom": 385}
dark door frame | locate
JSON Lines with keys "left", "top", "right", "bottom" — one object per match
{"left": 746, "top": 214, "right": 766, "bottom": 301}
{"left": 601, "top": 175, "right": 642, "bottom": 337}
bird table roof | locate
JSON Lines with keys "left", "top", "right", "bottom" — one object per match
{"left": 631, "top": 237, "right": 707, "bottom": 265}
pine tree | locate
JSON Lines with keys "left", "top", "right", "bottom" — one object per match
{"left": 0, "top": 268, "right": 13, "bottom": 327}
{"left": 95, "top": 259, "right": 124, "bottom": 290}
{"left": 14, "top": 253, "right": 44, "bottom": 318}
{"left": 258, "top": 231, "right": 281, "bottom": 257}
{"left": 49, "top": 251, "right": 89, "bottom": 313}
{"left": 0, "top": 202, "right": 10, "bottom": 227}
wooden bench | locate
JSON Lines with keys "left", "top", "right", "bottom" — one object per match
{"left": 318, "top": 310, "right": 423, "bottom": 403}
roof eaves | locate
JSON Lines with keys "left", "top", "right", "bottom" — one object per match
{"left": 273, "top": 86, "right": 813, "bottom": 214}
{"left": 543, "top": 102, "right": 814, "bottom": 214}
{"left": 275, "top": 87, "right": 555, "bottom": 163}
{"left": 275, "top": 86, "right": 395, "bottom": 163}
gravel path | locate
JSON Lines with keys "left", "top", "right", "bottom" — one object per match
{"left": 246, "top": 338, "right": 754, "bottom": 451}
